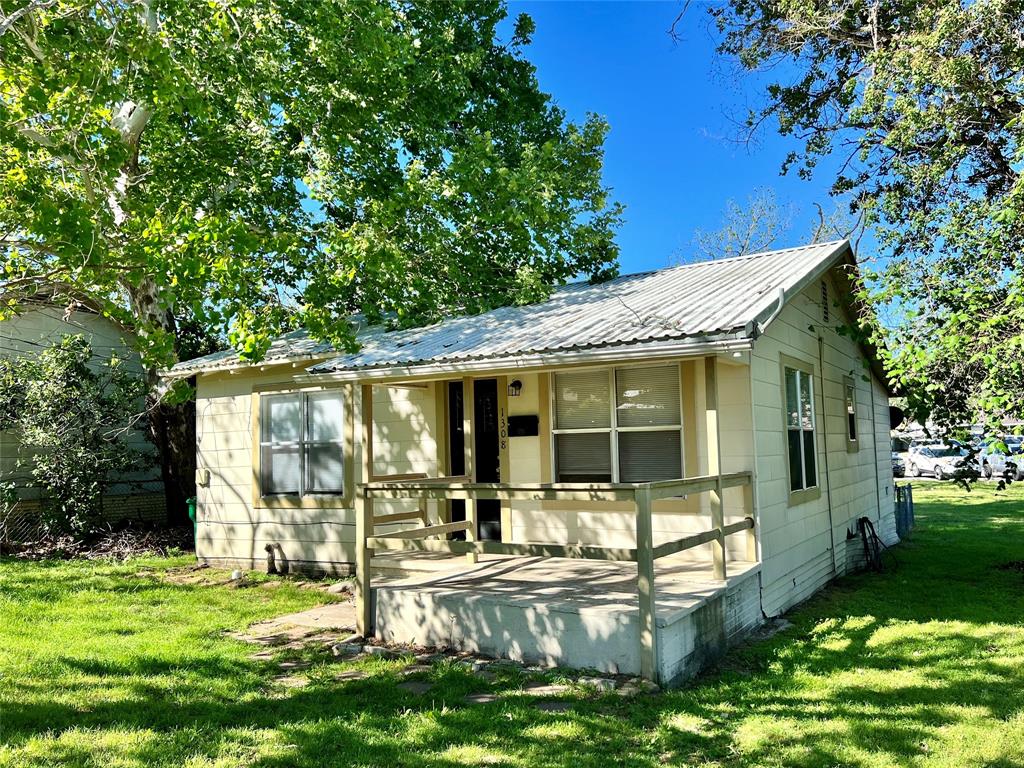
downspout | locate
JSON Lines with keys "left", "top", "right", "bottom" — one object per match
{"left": 869, "top": 374, "right": 885, "bottom": 527}
{"left": 818, "top": 335, "right": 839, "bottom": 578}
{"left": 753, "top": 287, "right": 787, "bottom": 337}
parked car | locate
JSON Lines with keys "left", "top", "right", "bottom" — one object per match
{"left": 891, "top": 453, "right": 906, "bottom": 478}
{"left": 977, "top": 437, "right": 1024, "bottom": 480}
{"left": 906, "top": 444, "right": 974, "bottom": 480}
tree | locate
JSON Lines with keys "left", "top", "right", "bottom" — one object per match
{"left": 687, "top": 187, "right": 859, "bottom": 262}
{"left": 0, "top": 1, "right": 623, "bottom": 519}
{"left": 0, "top": 335, "right": 152, "bottom": 538}
{"left": 692, "top": 188, "right": 794, "bottom": 260}
{"left": 706, "top": 0, "right": 1024, "bottom": 434}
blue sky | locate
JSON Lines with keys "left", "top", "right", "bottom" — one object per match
{"left": 505, "top": 1, "right": 851, "bottom": 275}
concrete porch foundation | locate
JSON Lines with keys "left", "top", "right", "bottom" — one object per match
{"left": 372, "top": 555, "right": 762, "bottom": 686}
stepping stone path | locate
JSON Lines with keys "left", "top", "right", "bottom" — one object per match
{"left": 464, "top": 693, "right": 498, "bottom": 705}
{"left": 401, "top": 664, "right": 433, "bottom": 676}
{"left": 335, "top": 669, "right": 369, "bottom": 682}
{"left": 577, "top": 676, "right": 617, "bottom": 693}
{"left": 534, "top": 701, "right": 573, "bottom": 713}
{"left": 397, "top": 680, "right": 435, "bottom": 695}
{"left": 277, "top": 660, "right": 311, "bottom": 671}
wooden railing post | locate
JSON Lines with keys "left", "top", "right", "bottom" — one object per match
{"left": 355, "top": 488, "right": 373, "bottom": 637}
{"left": 465, "top": 499, "right": 478, "bottom": 564}
{"left": 705, "top": 356, "right": 727, "bottom": 581}
{"left": 635, "top": 485, "right": 659, "bottom": 684}
{"left": 355, "top": 383, "right": 374, "bottom": 637}
{"left": 711, "top": 477, "right": 727, "bottom": 580}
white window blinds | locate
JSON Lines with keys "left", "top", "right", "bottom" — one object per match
{"left": 615, "top": 366, "right": 681, "bottom": 428}
{"left": 261, "top": 391, "right": 345, "bottom": 496}
{"left": 554, "top": 369, "right": 611, "bottom": 430}
{"left": 553, "top": 366, "right": 683, "bottom": 483}
{"left": 553, "top": 371, "right": 613, "bottom": 482}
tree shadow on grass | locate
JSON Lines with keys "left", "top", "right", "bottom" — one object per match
{"left": 5, "top": 623, "right": 1022, "bottom": 768}
{"left": 5, "top": 486, "right": 1024, "bottom": 767}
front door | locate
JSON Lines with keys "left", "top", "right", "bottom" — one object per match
{"left": 446, "top": 378, "right": 502, "bottom": 541}
{"left": 472, "top": 379, "right": 502, "bottom": 541}
{"left": 447, "top": 381, "right": 467, "bottom": 540}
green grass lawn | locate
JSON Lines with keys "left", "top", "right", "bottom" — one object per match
{"left": 2, "top": 482, "right": 1023, "bottom": 768}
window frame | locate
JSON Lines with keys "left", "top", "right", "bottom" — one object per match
{"left": 843, "top": 375, "right": 859, "bottom": 452}
{"left": 252, "top": 385, "right": 352, "bottom": 509}
{"left": 780, "top": 354, "right": 821, "bottom": 506}
{"left": 550, "top": 364, "right": 685, "bottom": 484}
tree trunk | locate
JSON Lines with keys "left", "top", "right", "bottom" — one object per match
{"left": 125, "top": 276, "right": 197, "bottom": 530}
{"left": 150, "top": 392, "right": 195, "bottom": 528}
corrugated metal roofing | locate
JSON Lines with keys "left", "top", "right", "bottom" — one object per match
{"left": 170, "top": 239, "right": 850, "bottom": 377}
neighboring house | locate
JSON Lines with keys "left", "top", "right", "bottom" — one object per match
{"left": 0, "top": 302, "right": 164, "bottom": 539}
{"left": 169, "top": 239, "right": 899, "bottom": 684}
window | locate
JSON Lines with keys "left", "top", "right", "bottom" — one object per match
{"left": 783, "top": 363, "right": 817, "bottom": 496}
{"left": 260, "top": 391, "right": 344, "bottom": 496}
{"left": 552, "top": 365, "right": 682, "bottom": 483}
{"left": 844, "top": 376, "right": 858, "bottom": 449}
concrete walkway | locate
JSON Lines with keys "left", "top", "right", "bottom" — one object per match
{"left": 237, "top": 601, "right": 357, "bottom": 648}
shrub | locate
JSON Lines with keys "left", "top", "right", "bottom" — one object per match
{"left": 0, "top": 336, "right": 152, "bottom": 538}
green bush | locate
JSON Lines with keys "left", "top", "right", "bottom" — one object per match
{"left": 0, "top": 335, "right": 152, "bottom": 537}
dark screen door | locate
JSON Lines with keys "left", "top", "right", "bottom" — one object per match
{"left": 473, "top": 379, "right": 502, "bottom": 541}
{"left": 447, "top": 381, "right": 466, "bottom": 539}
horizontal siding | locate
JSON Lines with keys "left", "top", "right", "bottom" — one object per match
{"left": 195, "top": 372, "right": 439, "bottom": 572}
{"left": 0, "top": 307, "right": 160, "bottom": 494}
{"left": 753, "top": 268, "right": 899, "bottom": 616}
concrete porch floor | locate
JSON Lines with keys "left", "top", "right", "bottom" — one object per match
{"left": 373, "top": 553, "right": 760, "bottom": 625}
{"left": 371, "top": 553, "right": 763, "bottom": 684}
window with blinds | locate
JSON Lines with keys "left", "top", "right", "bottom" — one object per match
{"left": 260, "top": 390, "right": 345, "bottom": 496}
{"left": 552, "top": 365, "right": 683, "bottom": 483}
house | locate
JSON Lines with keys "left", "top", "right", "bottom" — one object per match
{"left": 169, "top": 239, "right": 899, "bottom": 684}
{"left": 0, "top": 301, "right": 165, "bottom": 540}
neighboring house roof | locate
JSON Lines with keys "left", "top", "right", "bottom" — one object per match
{"left": 170, "top": 239, "right": 871, "bottom": 380}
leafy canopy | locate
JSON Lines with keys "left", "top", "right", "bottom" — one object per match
{"left": 1, "top": 1, "right": 622, "bottom": 368}
{"left": 712, "top": 0, "right": 1024, "bottom": 432}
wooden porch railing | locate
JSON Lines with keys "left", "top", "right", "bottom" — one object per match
{"left": 354, "top": 471, "right": 756, "bottom": 683}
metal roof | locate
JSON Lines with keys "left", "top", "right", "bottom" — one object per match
{"left": 169, "top": 239, "right": 851, "bottom": 378}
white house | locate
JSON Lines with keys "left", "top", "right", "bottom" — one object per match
{"left": 169, "top": 239, "right": 899, "bottom": 684}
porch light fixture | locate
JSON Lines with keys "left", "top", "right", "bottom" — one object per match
{"left": 508, "top": 379, "right": 523, "bottom": 397}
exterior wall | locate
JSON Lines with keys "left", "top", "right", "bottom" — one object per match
{"left": 0, "top": 306, "right": 162, "bottom": 524}
{"left": 507, "top": 362, "right": 731, "bottom": 561}
{"left": 751, "top": 269, "right": 897, "bottom": 617}
{"left": 194, "top": 372, "right": 438, "bottom": 574}
{"left": 375, "top": 564, "right": 761, "bottom": 682}
{"left": 193, "top": 274, "right": 896, "bottom": 599}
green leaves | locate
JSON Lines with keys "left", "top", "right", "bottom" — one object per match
{"left": 1, "top": 1, "right": 621, "bottom": 370}
{"left": 0, "top": 335, "right": 153, "bottom": 536}
{"left": 716, "top": 0, "right": 1024, "bottom": 433}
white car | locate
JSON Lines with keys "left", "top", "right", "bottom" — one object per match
{"left": 977, "top": 437, "right": 1024, "bottom": 480}
{"left": 906, "top": 444, "right": 973, "bottom": 480}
